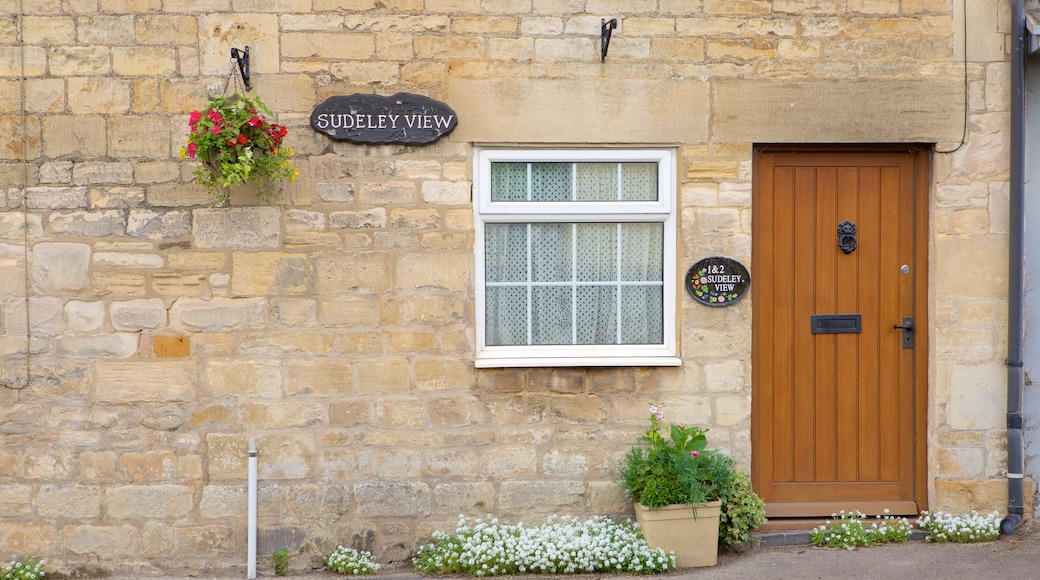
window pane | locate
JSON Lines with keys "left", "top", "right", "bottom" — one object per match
{"left": 532, "top": 286, "right": 572, "bottom": 344}
{"left": 485, "top": 224, "right": 528, "bottom": 283}
{"left": 620, "top": 223, "right": 663, "bottom": 281}
{"left": 576, "top": 163, "right": 618, "bottom": 201}
{"left": 621, "top": 285, "right": 663, "bottom": 344}
{"left": 491, "top": 162, "right": 528, "bottom": 201}
{"left": 486, "top": 286, "right": 528, "bottom": 345}
{"left": 620, "top": 163, "right": 658, "bottom": 201}
{"left": 531, "top": 223, "right": 571, "bottom": 282}
{"left": 531, "top": 163, "right": 571, "bottom": 201}
{"left": 576, "top": 223, "right": 617, "bottom": 282}
{"left": 576, "top": 286, "right": 617, "bottom": 344}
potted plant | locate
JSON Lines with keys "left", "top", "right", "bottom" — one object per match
{"left": 619, "top": 403, "right": 765, "bottom": 567}
{"left": 180, "top": 93, "right": 298, "bottom": 206}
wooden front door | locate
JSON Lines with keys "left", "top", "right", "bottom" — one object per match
{"left": 751, "top": 147, "right": 928, "bottom": 518}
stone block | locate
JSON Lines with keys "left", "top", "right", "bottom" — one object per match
{"left": 548, "top": 395, "right": 611, "bottom": 424}
{"left": 0, "top": 485, "right": 32, "bottom": 517}
{"left": 56, "top": 334, "right": 139, "bottom": 358}
{"left": 316, "top": 182, "right": 356, "bottom": 203}
{"left": 68, "top": 77, "right": 131, "bottom": 115}
{"left": 497, "top": 480, "right": 585, "bottom": 513}
{"left": 421, "top": 180, "right": 470, "bottom": 204}
{"left": 314, "top": 251, "right": 392, "bottom": 294}
{"left": 241, "top": 401, "right": 325, "bottom": 428}
{"left": 329, "top": 208, "right": 388, "bottom": 229}
{"left": 282, "top": 32, "right": 374, "bottom": 60}
{"left": 231, "top": 252, "right": 309, "bottom": 296}
{"left": 127, "top": 209, "right": 192, "bottom": 239}
{"left": 49, "top": 210, "right": 127, "bottom": 236}
{"left": 64, "top": 524, "right": 142, "bottom": 558}
{"left": 256, "top": 433, "right": 316, "bottom": 479}
{"left": 329, "top": 400, "right": 372, "bottom": 426}
{"left": 197, "top": 14, "right": 280, "bottom": 75}
{"left": 432, "top": 482, "right": 495, "bottom": 515}
{"left": 31, "top": 242, "right": 90, "bottom": 292}
{"left": 26, "top": 186, "right": 89, "bottom": 209}
{"left": 947, "top": 364, "right": 1005, "bottom": 430}
{"left": 375, "top": 397, "right": 424, "bottom": 428}
{"left": 106, "top": 484, "right": 193, "bottom": 519}
{"left": 36, "top": 485, "right": 101, "bottom": 518}
{"left": 413, "top": 358, "right": 474, "bottom": 391}
{"left": 23, "top": 452, "right": 74, "bottom": 480}
{"left": 354, "top": 482, "right": 431, "bottom": 517}
{"left": 170, "top": 297, "right": 268, "bottom": 331}
{"left": 449, "top": 78, "right": 709, "bottom": 144}
{"left": 110, "top": 298, "right": 167, "bottom": 330}
{"left": 94, "top": 361, "right": 197, "bottom": 403}
{"left": 135, "top": 14, "right": 198, "bottom": 44}
{"left": 287, "top": 360, "right": 355, "bottom": 396}
{"left": 424, "top": 449, "right": 484, "bottom": 477}
{"left": 174, "top": 525, "right": 236, "bottom": 556}
{"left": 193, "top": 207, "right": 281, "bottom": 249}
{"left": 109, "top": 116, "right": 171, "bottom": 158}
{"left": 204, "top": 360, "right": 282, "bottom": 398}
{"left": 483, "top": 446, "right": 537, "bottom": 478}
{"left": 357, "top": 359, "right": 411, "bottom": 393}
{"left": 199, "top": 485, "right": 247, "bottom": 518}
{"left": 932, "top": 478, "right": 1007, "bottom": 516}
{"left": 0, "top": 523, "right": 58, "bottom": 555}
{"left": 153, "top": 335, "right": 190, "bottom": 358}
{"left": 394, "top": 252, "right": 468, "bottom": 291}
{"left": 713, "top": 79, "right": 964, "bottom": 143}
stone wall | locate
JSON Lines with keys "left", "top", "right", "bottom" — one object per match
{"left": 0, "top": 0, "right": 1016, "bottom": 575}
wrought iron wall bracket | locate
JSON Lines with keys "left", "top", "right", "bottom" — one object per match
{"left": 601, "top": 18, "right": 617, "bottom": 63}
{"left": 837, "top": 220, "right": 857, "bottom": 254}
{"left": 231, "top": 46, "right": 251, "bottom": 91}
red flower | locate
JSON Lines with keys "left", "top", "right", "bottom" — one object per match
{"left": 237, "top": 134, "right": 248, "bottom": 145}
{"left": 187, "top": 142, "right": 197, "bottom": 158}
{"left": 226, "top": 140, "right": 235, "bottom": 147}
{"left": 189, "top": 111, "right": 202, "bottom": 126}
{"left": 248, "top": 116, "right": 262, "bottom": 127}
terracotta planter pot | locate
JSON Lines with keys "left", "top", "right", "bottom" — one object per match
{"left": 633, "top": 500, "right": 721, "bottom": 568}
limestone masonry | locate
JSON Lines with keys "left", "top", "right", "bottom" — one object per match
{"left": 0, "top": 0, "right": 1024, "bottom": 576}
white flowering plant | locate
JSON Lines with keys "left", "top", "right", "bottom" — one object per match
{"left": 2, "top": 556, "right": 45, "bottom": 580}
{"left": 917, "top": 510, "right": 1000, "bottom": 543}
{"left": 413, "top": 515, "right": 675, "bottom": 576}
{"left": 810, "top": 510, "right": 912, "bottom": 550}
{"left": 325, "top": 547, "right": 380, "bottom": 575}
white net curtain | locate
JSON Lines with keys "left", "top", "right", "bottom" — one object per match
{"left": 485, "top": 162, "right": 664, "bottom": 346}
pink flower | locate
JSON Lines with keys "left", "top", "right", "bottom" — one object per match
{"left": 189, "top": 111, "right": 202, "bottom": 126}
{"left": 690, "top": 450, "right": 699, "bottom": 457}
{"left": 248, "top": 116, "right": 262, "bottom": 127}
{"left": 207, "top": 109, "right": 223, "bottom": 124}
{"left": 187, "top": 142, "right": 197, "bottom": 158}
{"left": 210, "top": 124, "right": 222, "bottom": 135}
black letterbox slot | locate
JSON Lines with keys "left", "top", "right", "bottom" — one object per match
{"left": 811, "top": 314, "right": 862, "bottom": 334}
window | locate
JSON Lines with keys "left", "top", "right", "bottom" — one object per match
{"left": 474, "top": 149, "right": 679, "bottom": 368}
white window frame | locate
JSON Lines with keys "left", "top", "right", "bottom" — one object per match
{"left": 473, "top": 148, "right": 680, "bottom": 368}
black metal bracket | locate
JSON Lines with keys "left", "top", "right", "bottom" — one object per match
{"left": 601, "top": 18, "right": 617, "bottom": 63}
{"left": 837, "top": 220, "right": 857, "bottom": 254}
{"left": 231, "top": 46, "right": 251, "bottom": 91}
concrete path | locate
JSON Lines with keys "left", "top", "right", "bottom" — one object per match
{"left": 100, "top": 525, "right": 1040, "bottom": 580}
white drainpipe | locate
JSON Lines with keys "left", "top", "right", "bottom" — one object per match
{"left": 248, "top": 438, "right": 258, "bottom": 579}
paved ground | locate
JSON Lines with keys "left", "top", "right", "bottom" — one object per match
{"left": 100, "top": 525, "right": 1040, "bottom": 580}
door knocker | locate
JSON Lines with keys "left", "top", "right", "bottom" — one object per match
{"left": 837, "top": 220, "right": 857, "bottom": 254}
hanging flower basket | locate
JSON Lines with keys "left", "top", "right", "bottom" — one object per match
{"left": 180, "top": 93, "right": 298, "bottom": 206}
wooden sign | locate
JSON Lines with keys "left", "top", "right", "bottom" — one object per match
{"left": 685, "top": 256, "right": 750, "bottom": 306}
{"left": 310, "top": 92, "right": 457, "bottom": 144}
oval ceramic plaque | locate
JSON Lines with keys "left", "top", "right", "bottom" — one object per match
{"left": 685, "top": 256, "right": 750, "bottom": 307}
{"left": 310, "top": 92, "right": 458, "bottom": 144}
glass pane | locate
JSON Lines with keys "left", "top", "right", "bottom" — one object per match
{"left": 620, "top": 163, "right": 658, "bottom": 201}
{"left": 491, "top": 162, "right": 528, "bottom": 201}
{"left": 532, "top": 286, "right": 572, "bottom": 344}
{"left": 485, "top": 224, "right": 528, "bottom": 283}
{"left": 620, "top": 285, "right": 663, "bottom": 344}
{"left": 486, "top": 286, "right": 528, "bottom": 345}
{"left": 576, "top": 286, "right": 617, "bottom": 344}
{"left": 619, "top": 223, "right": 663, "bottom": 281}
{"left": 531, "top": 162, "right": 571, "bottom": 201}
{"left": 576, "top": 163, "right": 618, "bottom": 201}
{"left": 531, "top": 223, "right": 572, "bottom": 282}
{"left": 576, "top": 223, "right": 617, "bottom": 282}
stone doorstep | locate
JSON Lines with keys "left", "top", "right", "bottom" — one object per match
{"left": 754, "top": 529, "right": 930, "bottom": 548}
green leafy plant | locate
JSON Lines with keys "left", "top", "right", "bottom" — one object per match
{"left": 619, "top": 403, "right": 727, "bottom": 508}
{"left": 413, "top": 515, "right": 674, "bottom": 576}
{"left": 181, "top": 92, "right": 297, "bottom": 206}
{"left": 2, "top": 556, "right": 45, "bottom": 580}
{"left": 810, "top": 510, "right": 912, "bottom": 550}
{"left": 271, "top": 548, "right": 289, "bottom": 576}
{"left": 717, "top": 470, "right": 767, "bottom": 550}
{"left": 326, "top": 546, "right": 380, "bottom": 575}
{"left": 917, "top": 510, "right": 1000, "bottom": 543}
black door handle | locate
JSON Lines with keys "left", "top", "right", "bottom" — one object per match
{"left": 893, "top": 322, "right": 913, "bottom": 330}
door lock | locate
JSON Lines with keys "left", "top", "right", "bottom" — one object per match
{"left": 893, "top": 317, "right": 914, "bottom": 349}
